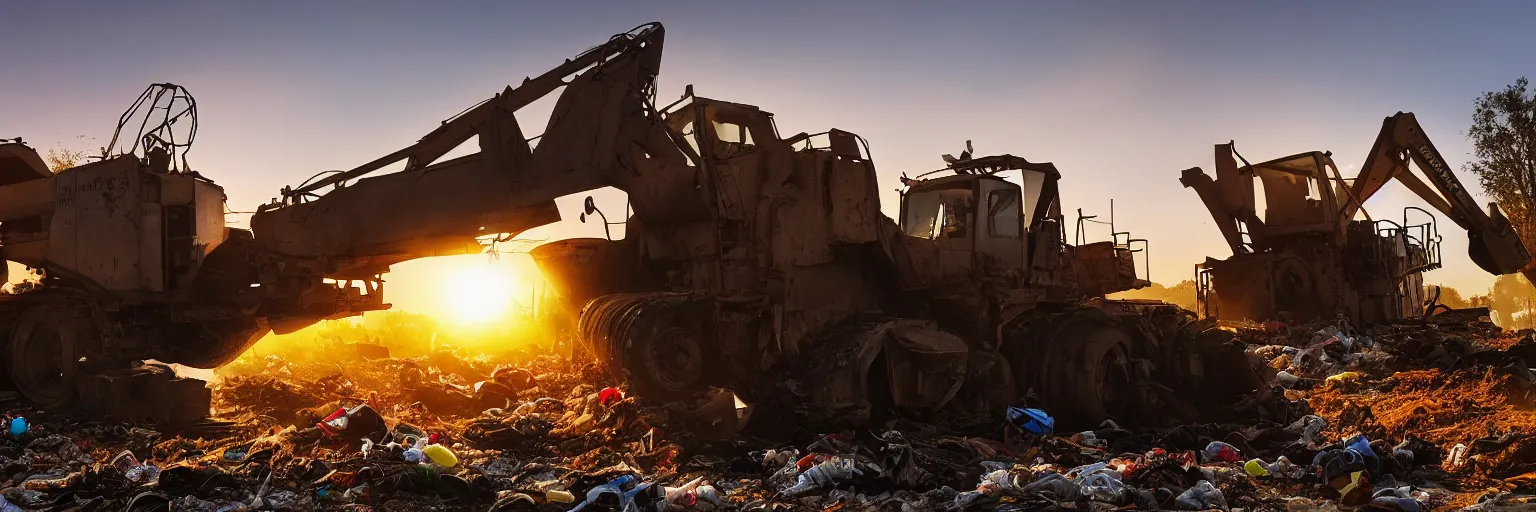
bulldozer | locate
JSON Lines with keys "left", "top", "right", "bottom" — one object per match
{"left": 1, "top": 23, "right": 1260, "bottom": 429}
{"left": 1181, "top": 112, "right": 1535, "bottom": 326}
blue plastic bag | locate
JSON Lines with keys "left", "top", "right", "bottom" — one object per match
{"left": 1006, "top": 407, "right": 1054, "bottom": 436}
{"left": 1345, "top": 434, "right": 1381, "bottom": 476}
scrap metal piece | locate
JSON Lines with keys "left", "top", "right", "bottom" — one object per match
{"left": 76, "top": 364, "right": 212, "bottom": 426}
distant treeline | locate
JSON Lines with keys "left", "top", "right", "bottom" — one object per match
{"left": 1109, "top": 276, "right": 1536, "bottom": 330}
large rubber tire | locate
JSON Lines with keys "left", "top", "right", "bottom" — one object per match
{"left": 580, "top": 294, "right": 711, "bottom": 401}
{"left": 1040, "top": 321, "right": 1135, "bottom": 429}
{"left": 623, "top": 323, "right": 708, "bottom": 401}
{"left": 8, "top": 304, "right": 91, "bottom": 411}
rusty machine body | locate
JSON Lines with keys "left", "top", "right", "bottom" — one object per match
{"left": 1182, "top": 112, "right": 1535, "bottom": 326}
{"left": 0, "top": 85, "right": 387, "bottom": 422}
{"left": 2, "top": 23, "right": 1257, "bottom": 428}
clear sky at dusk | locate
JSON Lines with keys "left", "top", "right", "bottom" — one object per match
{"left": 5, "top": 1, "right": 1536, "bottom": 314}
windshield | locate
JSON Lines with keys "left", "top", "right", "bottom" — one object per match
{"left": 902, "top": 187, "right": 973, "bottom": 239}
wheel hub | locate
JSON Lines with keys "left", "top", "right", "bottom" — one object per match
{"left": 646, "top": 327, "right": 704, "bottom": 392}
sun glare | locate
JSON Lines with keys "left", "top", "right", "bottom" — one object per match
{"left": 446, "top": 262, "right": 517, "bottom": 324}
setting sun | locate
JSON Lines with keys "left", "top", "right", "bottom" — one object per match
{"left": 445, "top": 260, "right": 518, "bottom": 324}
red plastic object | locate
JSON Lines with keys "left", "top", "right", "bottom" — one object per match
{"left": 598, "top": 387, "right": 624, "bottom": 406}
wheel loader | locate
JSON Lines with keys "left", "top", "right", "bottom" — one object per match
{"left": 0, "top": 23, "right": 1260, "bottom": 429}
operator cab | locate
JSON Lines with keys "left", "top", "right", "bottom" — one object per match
{"left": 898, "top": 155, "right": 1060, "bottom": 279}
{"left": 1244, "top": 151, "right": 1344, "bottom": 240}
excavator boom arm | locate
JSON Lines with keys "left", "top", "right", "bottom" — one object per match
{"left": 247, "top": 23, "right": 674, "bottom": 278}
{"left": 288, "top": 23, "right": 664, "bottom": 198}
{"left": 1342, "top": 112, "right": 1532, "bottom": 276}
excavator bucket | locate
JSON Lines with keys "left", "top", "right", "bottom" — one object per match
{"left": 1466, "top": 203, "right": 1533, "bottom": 277}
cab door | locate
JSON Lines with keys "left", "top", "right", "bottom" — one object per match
{"left": 976, "top": 178, "right": 1025, "bottom": 272}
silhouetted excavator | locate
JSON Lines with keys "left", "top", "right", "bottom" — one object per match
{"left": 1182, "top": 112, "right": 1533, "bottom": 326}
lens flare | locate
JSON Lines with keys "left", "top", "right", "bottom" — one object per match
{"left": 446, "top": 262, "right": 517, "bottom": 324}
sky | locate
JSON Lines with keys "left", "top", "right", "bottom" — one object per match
{"left": 5, "top": 1, "right": 1536, "bottom": 316}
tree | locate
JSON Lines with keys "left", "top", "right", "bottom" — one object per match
{"left": 1466, "top": 78, "right": 1536, "bottom": 249}
{"left": 1486, "top": 273, "right": 1536, "bottom": 329}
{"left": 44, "top": 147, "right": 89, "bottom": 172}
{"left": 1109, "top": 279, "right": 1199, "bottom": 311}
{"left": 41, "top": 136, "right": 98, "bottom": 172}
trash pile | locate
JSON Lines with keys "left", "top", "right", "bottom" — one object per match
{"left": 0, "top": 315, "right": 1529, "bottom": 510}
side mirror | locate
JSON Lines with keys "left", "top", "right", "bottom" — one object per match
{"left": 583, "top": 196, "right": 598, "bottom": 215}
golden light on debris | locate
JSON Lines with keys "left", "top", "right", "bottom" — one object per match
{"left": 444, "top": 259, "right": 519, "bottom": 325}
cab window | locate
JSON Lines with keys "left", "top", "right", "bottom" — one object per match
{"left": 987, "top": 188, "right": 1022, "bottom": 238}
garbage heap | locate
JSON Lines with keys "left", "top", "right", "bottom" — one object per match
{"left": 0, "top": 314, "right": 1531, "bottom": 511}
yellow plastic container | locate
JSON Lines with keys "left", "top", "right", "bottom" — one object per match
{"left": 1243, "top": 459, "right": 1269, "bottom": 477}
{"left": 422, "top": 444, "right": 458, "bottom": 468}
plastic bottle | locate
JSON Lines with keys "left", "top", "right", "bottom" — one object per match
{"left": 782, "top": 457, "right": 858, "bottom": 497}
{"left": 1448, "top": 443, "right": 1469, "bottom": 468}
{"left": 1287, "top": 415, "right": 1328, "bottom": 445}
{"left": 1174, "top": 480, "right": 1227, "bottom": 510}
{"left": 545, "top": 489, "right": 576, "bottom": 503}
{"left": 110, "top": 450, "right": 161, "bottom": 484}
{"left": 1274, "top": 371, "right": 1301, "bottom": 387}
{"left": 1202, "top": 441, "right": 1242, "bottom": 463}
{"left": 663, "top": 476, "right": 705, "bottom": 506}
{"left": 1268, "top": 456, "right": 1304, "bottom": 479}
{"left": 695, "top": 484, "right": 725, "bottom": 507}
{"left": 422, "top": 444, "right": 458, "bottom": 467}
